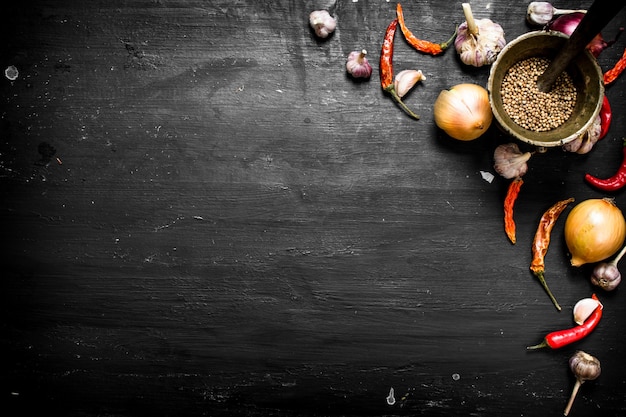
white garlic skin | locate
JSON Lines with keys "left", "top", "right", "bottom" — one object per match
{"left": 309, "top": 10, "right": 336, "bottom": 39}
{"left": 454, "top": 19, "right": 506, "bottom": 67}
{"left": 393, "top": 70, "right": 426, "bottom": 98}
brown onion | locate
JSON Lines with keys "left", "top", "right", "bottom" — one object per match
{"left": 564, "top": 198, "right": 626, "bottom": 267}
{"left": 433, "top": 83, "right": 493, "bottom": 141}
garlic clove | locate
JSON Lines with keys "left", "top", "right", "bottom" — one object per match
{"left": 394, "top": 70, "right": 426, "bottom": 98}
{"left": 573, "top": 297, "right": 601, "bottom": 325}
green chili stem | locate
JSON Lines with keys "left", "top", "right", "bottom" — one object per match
{"left": 440, "top": 25, "right": 459, "bottom": 50}
{"left": 386, "top": 86, "right": 420, "bottom": 119}
{"left": 526, "top": 340, "right": 548, "bottom": 350}
{"left": 535, "top": 271, "right": 561, "bottom": 311}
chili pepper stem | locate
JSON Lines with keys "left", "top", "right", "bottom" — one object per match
{"left": 440, "top": 25, "right": 459, "bottom": 50}
{"left": 526, "top": 339, "right": 548, "bottom": 350}
{"left": 564, "top": 379, "right": 583, "bottom": 416}
{"left": 535, "top": 271, "right": 562, "bottom": 311}
{"left": 385, "top": 86, "right": 420, "bottom": 119}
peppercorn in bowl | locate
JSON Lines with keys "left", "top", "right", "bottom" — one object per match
{"left": 487, "top": 31, "right": 604, "bottom": 149}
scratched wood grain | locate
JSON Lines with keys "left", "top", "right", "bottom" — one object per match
{"left": 1, "top": 0, "right": 626, "bottom": 416}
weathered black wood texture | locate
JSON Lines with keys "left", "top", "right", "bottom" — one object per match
{"left": 2, "top": 1, "right": 626, "bottom": 416}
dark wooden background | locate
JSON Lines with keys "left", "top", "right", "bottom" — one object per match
{"left": 2, "top": 1, "right": 626, "bottom": 416}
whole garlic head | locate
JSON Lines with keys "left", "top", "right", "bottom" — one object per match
{"left": 569, "top": 350, "right": 601, "bottom": 382}
{"left": 527, "top": 2, "right": 558, "bottom": 26}
{"left": 493, "top": 143, "right": 532, "bottom": 179}
{"left": 455, "top": 3, "right": 506, "bottom": 67}
{"left": 563, "top": 115, "right": 601, "bottom": 154}
{"left": 591, "top": 262, "right": 622, "bottom": 291}
{"left": 309, "top": 10, "right": 336, "bottom": 39}
{"left": 346, "top": 50, "right": 372, "bottom": 79}
{"left": 527, "top": 2, "right": 587, "bottom": 26}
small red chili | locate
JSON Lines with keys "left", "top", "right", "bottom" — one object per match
{"left": 584, "top": 139, "right": 626, "bottom": 192}
{"left": 503, "top": 177, "right": 523, "bottom": 244}
{"left": 527, "top": 294, "right": 603, "bottom": 350}
{"left": 599, "top": 96, "right": 612, "bottom": 140}
{"left": 396, "top": 3, "right": 457, "bottom": 56}
{"left": 380, "top": 18, "right": 420, "bottom": 120}
{"left": 604, "top": 46, "right": 626, "bottom": 86}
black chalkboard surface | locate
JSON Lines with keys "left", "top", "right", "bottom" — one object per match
{"left": 2, "top": 1, "right": 626, "bottom": 416}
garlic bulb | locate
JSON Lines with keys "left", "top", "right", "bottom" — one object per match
{"left": 394, "top": 70, "right": 426, "bottom": 98}
{"left": 527, "top": 2, "right": 587, "bottom": 26}
{"left": 569, "top": 351, "right": 601, "bottom": 382}
{"left": 493, "top": 143, "right": 532, "bottom": 179}
{"left": 309, "top": 10, "right": 336, "bottom": 39}
{"left": 591, "top": 262, "right": 621, "bottom": 291}
{"left": 433, "top": 83, "right": 493, "bottom": 141}
{"left": 454, "top": 3, "right": 506, "bottom": 67}
{"left": 346, "top": 49, "right": 372, "bottom": 79}
{"left": 564, "top": 351, "right": 601, "bottom": 416}
{"left": 590, "top": 244, "right": 626, "bottom": 291}
{"left": 563, "top": 114, "right": 602, "bottom": 154}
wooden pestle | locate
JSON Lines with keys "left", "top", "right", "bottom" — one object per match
{"left": 536, "top": 0, "right": 625, "bottom": 92}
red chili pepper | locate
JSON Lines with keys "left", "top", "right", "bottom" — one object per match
{"left": 584, "top": 139, "right": 626, "bottom": 192}
{"left": 380, "top": 18, "right": 420, "bottom": 120}
{"left": 599, "top": 96, "right": 612, "bottom": 140}
{"left": 527, "top": 294, "right": 603, "bottom": 350}
{"left": 529, "top": 197, "right": 574, "bottom": 311}
{"left": 604, "top": 46, "right": 626, "bottom": 86}
{"left": 504, "top": 177, "right": 523, "bottom": 244}
{"left": 396, "top": 3, "right": 457, "bottom": 56}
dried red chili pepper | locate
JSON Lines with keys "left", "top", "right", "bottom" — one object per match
{"left": 585, "top": 139, "right": 626, "bottom": 192}
{"left": 604, "top": 46, "right": 626, "bottom": 86}
{"left": 527, "top": 294, "right": 603, "bottom": 350}
{"left": 529, "top": 197, "right": 575, "bottom": 311}
{"left": 504, "top": 177, "right": 523, "bottom": 244}
{"left": 396, "top": 3, "right": 457, "bottom": 56}
{"left": 380, "top": 18, "right": 420, "bottom": 120}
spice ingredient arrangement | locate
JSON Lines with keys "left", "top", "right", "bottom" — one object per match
{"left": 311, "top": 1, "right": 625, "bottom": 415}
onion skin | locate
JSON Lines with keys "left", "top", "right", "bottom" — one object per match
{"left": 433, "top": 83, "right": 493, "bottom": 141}
{"left": 564, "top": 198, "right": 626, "bottom": 267}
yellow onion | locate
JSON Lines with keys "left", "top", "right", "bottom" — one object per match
{"left": 564, "top": 198, "right": 626, "bottom": 267}
{"left": 433, "top": 83, "right": 493, "bottom": 141}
